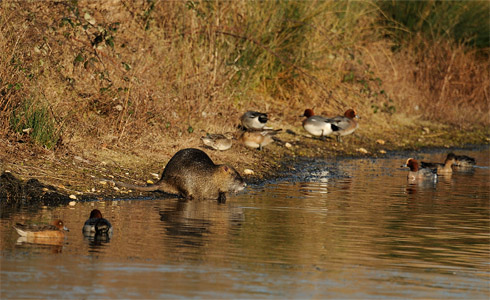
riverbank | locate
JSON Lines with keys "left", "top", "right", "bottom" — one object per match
{"left": 1, "top": 120, "right": 488, "bottom": 204}
{"left": 1, "top": 2, "right": 488, "bottom": 205}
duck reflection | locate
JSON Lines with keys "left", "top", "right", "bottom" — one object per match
{"left": 15, "top": 237, "right": 64, "bottom": 253}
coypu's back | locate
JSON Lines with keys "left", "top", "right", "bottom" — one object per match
{"left": 115, "top": 148, "right": 246, "bottom": 202}
{"left": 162, "top": 148, "right": 216, "bottom": 177}
{"left": 161, "top": 148, "right": 245, "bottom": 202}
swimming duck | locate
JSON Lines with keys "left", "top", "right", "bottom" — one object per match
{"left": 14, "top": 219, "right": 69, "bottom": 239}
{"left": 421, "top": 153, "right": 456, "bottom": 174}
{"left": 201, "top": 133, "right": 233, "bottom": 151}
{"left": 301, "top": 109, "right": 335, "bottom": 138}
{"left": 240, "top": 111, "right": 269, "bottom": 131}
{"left": 403, "top": 158, "right": 437, "bottom": 181}
{"left": 83, "top": 209, "right": 113, "bottom": 236}
{"left": 239, "top": 129, "right": 280, "bottom": 150}
{"left": 451, "top": 153, "right": 476, "bottom": 167}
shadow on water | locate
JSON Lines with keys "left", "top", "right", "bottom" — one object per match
{"left": 0, "top": 147, "right": 489, "bottom": 298}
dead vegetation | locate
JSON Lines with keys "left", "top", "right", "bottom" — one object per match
{"left": 0, "top": 1, "right": 488, "bottom": 196}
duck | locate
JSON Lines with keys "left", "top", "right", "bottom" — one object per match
{"left": 239, "top": 129, "right": 280, "bottom": 150}
{"left": 201, "top": 133, "right": 233, "bottom": 151}
{"left": 421, "top": 153, "right": 456, "bottom": 174}
{"left": 82, "top": 209, "right": 113, "bottom": 236}
{"left": 452, "top": 153, "right": 476, "bottom": 167}
{"left": 329, "top": 109, "right": 359, "bottom": 142}
{"left": 300, "top": 109, "right": 335, "bottom": 138}
{"left": 301, "top": 108, "right": 359, "bottom": 142}
{"left": 240, "top": 111, "right": 269, "bottom": 131}
{"left": 403, "top": 158, "right": 437, "bottom": 181}
{"left": 14, "top": 219, "right": 69, "bottom": 239}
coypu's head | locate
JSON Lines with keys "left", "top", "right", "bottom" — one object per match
{"left": 219, "top": 165, "right": 246, "bottom": 193}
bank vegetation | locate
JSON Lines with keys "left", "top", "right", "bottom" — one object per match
{"left": 0, "top": 0, "right": 488, "bottom": 197}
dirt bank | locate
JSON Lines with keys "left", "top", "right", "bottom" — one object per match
{"left": 1, "top": 122, "right": 488, "bottom": 207}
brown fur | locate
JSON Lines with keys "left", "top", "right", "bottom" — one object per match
{"left": 115, "top": 148, "right": 246, "bottom": 203}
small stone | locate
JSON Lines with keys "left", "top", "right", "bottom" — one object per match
{"left": 376, "top": 139, "right": 385, "bottom": 145}
{"left": 99, "top": 180, "right": 107, "bottom": 185}
{"left": 243, "top": 169, "right": 254, "bottom": 175}
{"left": 151, "top": 173, "right": 160, "bottom": 178}
{"left": 285, "top": 142, "right": 292, "bottom": 148}
{"left": 115, "top": 105, "right": 123, "bottom": 111}
{"left": 356, "top": 147, "right": 368, "bottom": 154}
{"left": 146, "top": 180, "right": 154, "bottom": 184}
{"left": 69, "top": 194, "right": 77, "bottom": 200}
{"left": 379, "top": 149, "right": 387, "bottom": 154}
{"left": 69, "top": 201, "right": 76, "bottom": 206}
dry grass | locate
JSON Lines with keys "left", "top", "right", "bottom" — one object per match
{"left": 0, "top": 1, "right": 488, "bottom": 194}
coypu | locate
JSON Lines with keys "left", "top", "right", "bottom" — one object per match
{"left": 114, "top": 148, "right": 246, "bottom": 203}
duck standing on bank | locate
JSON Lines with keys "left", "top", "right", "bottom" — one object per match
{"left": 421, "top": 153, "right": 457, "bottom": 175}
{"left": 403, "top": 158, "right": 438, "bottom": 181}
{"left": 239, "top": 129, "right": 281, "bottom": 151}
{"left": 301, "top": 108, "right": 359, "bottom": 142}
{"left": 201, "top": 133, "right": 233, "bottom": 151}
{"left": 329, "top": 109, "right": 359, "bottom": 142}
{"left": 240, "top": 111, "right": 269, "bottom": 131}
{"left": 300, "top": 109, "right": 335, "bottom": 138}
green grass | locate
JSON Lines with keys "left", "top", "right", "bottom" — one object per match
{"left": 10, "top": 99, "right": 61, "bottom": 149}
{"left": 379, "top": 1, "right": 490, "bottom": 50}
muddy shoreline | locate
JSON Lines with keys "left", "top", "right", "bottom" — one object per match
{"left": 2, "top": 140, "right": 488, "bottom": 211}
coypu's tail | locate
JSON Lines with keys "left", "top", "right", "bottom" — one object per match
{"left": 110, "top": 179, "right": 180, "bottom": 195}
{"left": 113, "top": 180, "right": 162, "bottom": 192}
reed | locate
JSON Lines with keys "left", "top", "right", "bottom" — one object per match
{"left": 0, "top": 0, "right": 487, "bottom": 155}
{"left": 379, "top": 0, "right": 490, "bottom": 50}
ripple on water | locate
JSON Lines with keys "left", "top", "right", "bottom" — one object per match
{"left": 0, "top": 148, "right": 489, "bottom": 299}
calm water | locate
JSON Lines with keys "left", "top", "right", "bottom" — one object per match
{"left": 1, "top": 148, "right": 489, "bottom": 299}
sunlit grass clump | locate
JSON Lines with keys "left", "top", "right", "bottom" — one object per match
{"left": 10, "top": 99, "right": 60, "bottom": 149}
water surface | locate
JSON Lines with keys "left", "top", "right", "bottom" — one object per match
{"left": 1, "top": 148, "right": 489, "bottom": 299}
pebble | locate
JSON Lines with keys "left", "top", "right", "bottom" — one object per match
{"left": 376, "top": 139, "right": 385, "bottom": 145}
{"left": 379, "top": 149, "right": 387, "bottom": 154}
{"left": 146, "top": 180, "right": 154, "bottom": 184}
{"left": 285, "top": 142, "right": 292, "bottom": 148}
{"left": 243, "top": 169, "right": 254, "bottom": 175}
{"left": 356, "top": 147, "right": 368, "bottom": 154}
{"left": 69, "top": 201, "right": 76, "bottom": 206}
{"left": 69, "top": 194, "right": 77, "bottom": 200}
